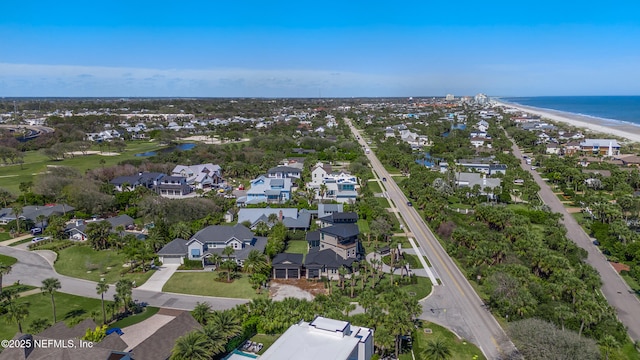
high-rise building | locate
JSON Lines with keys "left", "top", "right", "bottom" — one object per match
{"left": 445, "top": 94, "right": 455, "bottom": 101}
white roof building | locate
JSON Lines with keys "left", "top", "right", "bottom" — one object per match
{"left": 259, "top": 317, "right": 373, "bottom": 360}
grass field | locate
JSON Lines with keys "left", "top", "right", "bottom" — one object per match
{"left": 0, "top": 292, "right": 106, "bottom": 342}
{"left": 8, "top": 237, "right": 34, "bottom": 247}
{"left": 0, "top": 254, "right": 18, "bottom": 266}
{"left": 398, "top": 321, "right": 485, "bottom": 360}
{"left": 285, "top": 240, "right": 308, "bottom": 257}
{"left": 367, "top": 181, "right": 383, "bottom": 193}
{"left": 111, "top": 306, "right": 160, "bottom": 329}
{"left": 0, "top": 141, "right": 163, "bottom": 194}
{"left": 162, "top": 272, "right": 266, "bottom": 299}
{"left": 376, "top": 197, "right": 390, "bottom": 208}
{"left": 357, "top": 219, "right": 370, "bottom": 233}
{"left": 53, "top": 245, "right": 155, "bottom": 285}
{"left": 0, "top": 232, "right": 11, "bottom": 241}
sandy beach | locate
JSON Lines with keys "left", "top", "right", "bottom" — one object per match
{"left": 493, "top": 99, "right": 640, "bottom": 143}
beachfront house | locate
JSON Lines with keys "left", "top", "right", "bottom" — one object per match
{"left": 579, "top": 139, "right": 621, "bottom": 156}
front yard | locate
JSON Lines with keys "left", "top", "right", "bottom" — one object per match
{"left": 399, "top": 321, "right": 485, "bottom": 360}
{"left": 0, "top": 254, "right": 17, "bottom": 266}
{"left": 162, "top": 272, "right": 266, "bottom": 299}
{"left": 53, "top": 244, "right": 155, "bottom": 285}
{"left": 0, "top": 292, "right": 106, "bottom": 342}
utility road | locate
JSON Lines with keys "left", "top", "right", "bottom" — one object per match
{"left": 512, "top": 142, "right": 640, "bottom": 342}
{"left": 348, "top": 120, "right": 516, "bottom": 359}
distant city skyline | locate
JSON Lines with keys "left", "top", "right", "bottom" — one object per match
{"left": 1, "top": 1, "right": 639, "bottom": 97}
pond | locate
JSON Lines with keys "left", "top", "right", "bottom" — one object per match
{"left": 135, "top": 143, "right": 196, "bottom": 157}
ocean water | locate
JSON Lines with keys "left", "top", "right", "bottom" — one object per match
{"left": 501, "top": 96, "right": 640, "bottom": 125}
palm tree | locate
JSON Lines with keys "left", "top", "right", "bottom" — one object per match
{"left": 5, "top": 301, "right": 29, "bottom": 333}
{"left": 599, "top": 334, "right": 619, "bottom": 360}
{"left": 170, "top": 222, "right": 193, "bottom": 240}
{"left": 36, "top": 214, "right": 46, "bottom": 230}
{"left": 220, "top": 260, "right": 236, "bottom": 282}
{"left": 222, "top": 246, "right": 235, "bottom": 261}
{"left": 0, "top": 188, "right": 13, "bottom": 208}
{"left": 209, "top": 310, "right": 242, "bottom": 340}
{"left": 86, "top": 220, "right": 112, "bottom": 250}
{"left": 192, "top": 302, "right": 212, "bottom": 326}
{"left": 338, "top": 266, "right": 348, "bottom": 291}
{"left": 96, "top": 279, "right": 109, "bottom": 325}
{"left": 115, "top": 279, "right": 134, "bottom": 314}
{"left": 0, "top": 262, "right": 12, "bottom": 294}
{"left": 170, "top": 331, "right": 213, "bottom": 360}
{"left": 12, "top": 203, "right": 23, "bottom": 235}
{"left": 243, "top": 250, "right": 269, "bottom": 275}
{"left": 319, "top": 184, "right": 328, "bottom": 203}
{"left": 198, "top": 324, "right": 226, "bottom": 355}
{"left": 41, "top": 277, "right": 61, "bottom": 323}
{"left": 422, "top": 337, "right": 452, "bottom": 360}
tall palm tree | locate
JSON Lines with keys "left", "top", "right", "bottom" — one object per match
{"left": 599, "top": 334, "right": 619, "bottom": 360}
{"left": 5, "top": 301, "right": 29, "bottom": 333}
{"left": 192, "top": 302, "right": 212, "bottom": 326}
{"left": 170, "top": 331, "right": 213, "bottom": 360}
{"left": 422, "top": 337, "right": 452, "bottom": 360}
{"left": 41, "top": 277, "right": 61, "bottom": 323}
{"left": 170, "top": 222, "right": 193, "bottom": 240}
{"left": 209, "top": 310, "right": 242, "bottom": 340}
{"left": 222, "top": 246, "right": 235, "bottom": 261}
{"left": 96, "top": 279, "right": 109, "bottom": 324}
{"left": 86, "top": 220, "right": 112, "bottom": 250}
{"left": 0, "top": 262, "right": 12, "bottom": 294}
{"left": 115, "top": 279, "right": 134, "bottom": 314}
{"left": 319, "top": 184, "right": 328, "bottom": 203}
{"left": 220, "top": 260, "right": 236, "bottom": 282}
{"left": 12, "top": 203, "right": 23, "bottom": 235}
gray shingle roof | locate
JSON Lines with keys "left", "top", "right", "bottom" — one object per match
{"left": 131, "top": 312, "right": 202, "bottom": 360}
{"left": 305, "top": 249, "right": 355, "bottom": 269}
{"left": 319, "top": 224, "right": 360, "bottom": 239}
{"left": 157, "top": 238, "right": 188, "bottom": 256}
{"left": 192, "top": 224, "right": 254, "bottom": 243}
{"left": 272, "top": 253, "right": 304, "bottom": 267}
{"left": 37, "top": 318, "right": 97, "bottom": 339}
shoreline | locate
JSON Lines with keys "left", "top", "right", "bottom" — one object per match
{"left": 493, "top": 99, "right": 640, "bottom": 144}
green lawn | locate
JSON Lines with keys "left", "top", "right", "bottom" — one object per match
{"left": 0, "top": 232, "right": 11, "bottom": 241}
{"left": 621, "top": 273, "right": 640, "bottom": 298}
{"left": 357, "top": 219, "right": 370, "bottom": 233}
{"left": 392, "top": 176, "right": 408, "bottom": 183}
{"left": 376, "top": 197, "right": 390, "bottom": 208}
{"left": 399, "top": 321, "right": 485, "bottom": 360}
{"left": 367, "top": 181, "right": 383, "bottom": 193}
{"left": 0, "top": 141, "right": 163, "bottom": 194}
{"left": 8, "top": 237, "right": 33, "bottom": 247}
{"left": 285, "top": 240, "right": 308, "bottom": 258}
{"left": 249, "top": 334, "right": 281, "bottom": 355}
{"left": 163, "top": 272, "right": 266, "bottom": 299}
{"left": 110, "top": 306, "right": 160, "bottom": 329}
{"left": 0, "top": 292, "right": 106, "bottom": 342}
{"left": 53, "top": 245, "right": 155, "bottom": 285}
{"left": 0, "top": 254, "right": 17, "bottom": 266}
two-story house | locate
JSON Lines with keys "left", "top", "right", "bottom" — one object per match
{"left": 246, "top": 175, "right": 292, "bottom": 204}
{"left": 157, "top": 224, "right": 267, "bottom": 266}
{"left": 171, "top": 163, "right": 223, "bottom": 189}
{"left": 156, "top": 176, "right": 192, "bottom": 197}
{"left": 110, "top": 172, "right": 165, "bottom": 192}
{"left": 267, "top": 165, "right": 302, "bottom": 179}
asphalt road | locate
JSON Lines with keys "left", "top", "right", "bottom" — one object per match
{"left": 348, "top": 120, "right": 516, "bottom": 359}
{"left": 511, "top": 142, "right": 640, "bottom": 342}
{"left": 0, "top": 246, "right": 248, "bottom": 311}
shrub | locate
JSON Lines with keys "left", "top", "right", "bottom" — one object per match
{"left": 178, "top": 259, "right": 203, "bottom": 270}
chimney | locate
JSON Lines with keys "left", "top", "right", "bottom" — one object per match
{"left": 278, "top": 210, "right": 283, "bottom": 222}
{"left": 19, "top": 334, "right": 34, "bottom": 358}
{"left": 483, "top": 174, "right": 487, "bottom": 186}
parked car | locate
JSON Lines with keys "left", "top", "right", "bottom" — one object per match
{"left": 31, "top": 227, "right": 42, "bottom": 235}
{"left": 407, "top": 201, "right": 413, "bottom": 206}
{"left": 32, "top": 237, "right": 45, "bottom": 243}
{"left": 382, "top": 177, "right": 387, "bottom": 182}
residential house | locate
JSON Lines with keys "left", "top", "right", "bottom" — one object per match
{"left": 110, "top": 172, "right": 165, "bottom": 192}
{"left": 546, "top": 142, "right": 561, "bottom": 155}
{"left": 237, "top": 207, "right": 311, "bottom": 230}
{"left": 259, "top": 317, "right": 374, "bottom": 360}
{"left": 0, "top": 319, "right": 130, "bottom": 360}
{"left": 130, "top": 312, "right": 202, "bottom": 360}
{"left": 272, "top": 253, "right": 304, "bottom": 279}
{"left": 245, "top": 176, "right": 292, "bottom": 204}
{"left": 157, "top": 224, "right": 267, "bottom": 266}
{"left": 317, "top": 203, "right": 344, "bottom": 218}
{"left": 563, "top": 141, "right": 581, "bottom": 156}
{"left": 267, "top": 165, "right": 302, "bottom": 179}
{"left": 171, "top": 163, "right": 223, "bottom": 189}
{"left": 309, "top": 162, "right": 333, "bottom": 186}
{"left": 65, "top": 215, "right": 135, "bottom": 241}
{"left": 470, "top": 136, "right": 492, "bottom": 148}
{"left": 580, "top": 139, "right": 621, "bottom": 156}
{"left": 0, "top": 204, "right": 74, "bottom": 226}
{"left": 475, "top": 120, "right": 489, "bottom": 132}
{"left": 156, "top": 176, "right": 192, "bottom": 197}
{"left": 455, "top": 173, "right": 502, "bottom": 200}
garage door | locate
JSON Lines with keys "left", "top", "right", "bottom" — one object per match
{"left": 275, "top": 269, "right": 287, "bottom": 279}
{"left": 162, "top": 256, "right": 183, "bottom": 265}
{"left": 287, "top": 268, "right": 299, "bottom": 279}
{"left": 308, "top": 269, "right": 319, "bottom": 279}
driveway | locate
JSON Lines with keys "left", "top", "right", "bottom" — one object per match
{"left": 135, "top": 264, "right": 180, "bottom": 292}
{"left": 0, "top": 246, "right": 247, "bottom": 311}
{"left": 121, "top": 313, "right": 177, "bottom": 350}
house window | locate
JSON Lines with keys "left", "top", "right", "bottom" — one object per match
{"left": 191, "top": 249, "right": 201, "bottom": 257}
{"left": 233, "top": 242, "right": 239, "bottom": 249}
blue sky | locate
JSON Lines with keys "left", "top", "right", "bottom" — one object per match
{"left": 1, "top": 1, "right": 639, "bottom": 97}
